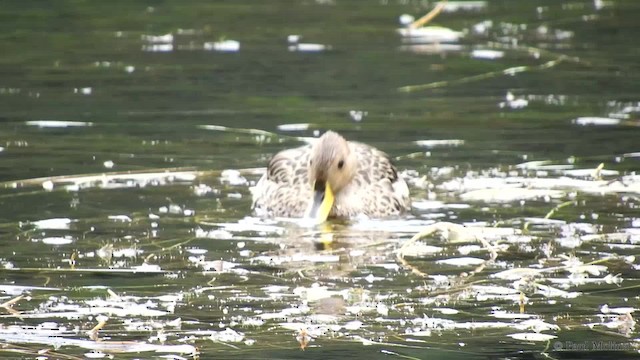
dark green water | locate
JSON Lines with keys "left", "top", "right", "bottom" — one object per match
{"left": 1, "top": 0, "right": 640, "bottom": 359}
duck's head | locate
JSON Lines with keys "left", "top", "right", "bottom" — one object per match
{"left": 305, "top": 131, "right": 357, "bottom": 223}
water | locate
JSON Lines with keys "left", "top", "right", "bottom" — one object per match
{"left": 1, "top": 0, "right": 640, "bottom": 358}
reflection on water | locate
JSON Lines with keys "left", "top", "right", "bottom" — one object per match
{"left": 1, "top": 0, "right": 640, "bottom": 358}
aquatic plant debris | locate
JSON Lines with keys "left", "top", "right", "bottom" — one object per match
{"left": 573, "top": 117, "right": 621, "bottom": 126}
{"left": 396, "top": 3, "right": 582, "bottom": 93}
{"left": 25, "top": 120, "right": 93, "bottom": 128}
{"left": 398, "top": 58, "right": 566, "bottom": 92}
{"left": 204, "top": 39, "right": 240, "bottom": 52}
{"left": 414, "top": 139, "right": 465, "bottom": 148}
{"left": 1, "top": 168, "right": 202, "bottom": 191}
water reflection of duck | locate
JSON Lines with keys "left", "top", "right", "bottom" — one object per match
{"left": 251, "top": 131, "right": 411, "bottom": 222}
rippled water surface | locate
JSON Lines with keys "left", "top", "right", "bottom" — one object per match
{"left": 1, "top": 1, "right": 640, "bottom": 359}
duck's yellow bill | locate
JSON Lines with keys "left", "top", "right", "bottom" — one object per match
{"left": 305, "top": 181, "right": 334, "bottom": 223}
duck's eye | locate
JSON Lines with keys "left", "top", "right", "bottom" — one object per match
{"left": 309, "top": 159, "right": 313, "bottom": 165}
{"left": 337, "top": 159, "right": 345, "bottom": 169}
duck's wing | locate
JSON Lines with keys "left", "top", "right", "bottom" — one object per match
{"left": 266, "top": 145, "right": 311, "bottom": 185}
{"left": 344, "top": 142, "right": 410, "bottom": 216}
{"left": 251, "top": 144, "right": 312, "bottom": 217}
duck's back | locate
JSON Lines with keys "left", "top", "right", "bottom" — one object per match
{"left": 335, "top": 141, "right": 410, "bottom": 217}
{"left": 251, "top": 141, "right": 410, "bottom": 218}
{"left": 251, "top": 144, "right": 313, "bottom": 217}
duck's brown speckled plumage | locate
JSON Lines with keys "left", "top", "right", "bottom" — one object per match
{"left": 251, "top": 131, "right": 411, "bottom": 218}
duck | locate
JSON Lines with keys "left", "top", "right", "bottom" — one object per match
{"left": 251, "top": 131, "right": 411, "bottom": 223}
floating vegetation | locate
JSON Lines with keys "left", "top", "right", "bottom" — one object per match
{"left": 204, "top": 39, "right": 241, "bottom": 52}
{"left": 25, "top": 120, "right": 93, "bottom": 128}
{"left": 397, "top": 26, "right": 464, "bottom": 43}
{"left": 0, "top": 168, "right": 202, "bottom": 191}
{"left": 397, "top": 1, "right": 464, "bottom": 43}
{"left": 288, "top": 43, "right": 331, "bottom": 52}
{"left": 395, "top": 0, "right": 597, "bottom": 93}
{"left": 398, "top": 57, "right": 567, "bottom": 92}
{"left": 414, "top": 139, "right": 465, "bottom": 148}
{"left": 277, "top": 123, "right": 311, "bottom": 131}
{"left": 573, "top": 117, "right": 621, "bottom": 126}
{"left": 286, "top": 35, "right": 331, "bottom": 52}
{"left": 471, "top": 49, "right": 504, "bottom": 59}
